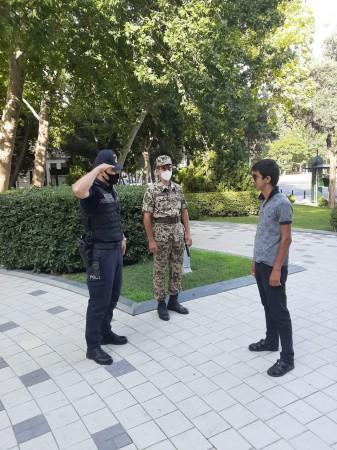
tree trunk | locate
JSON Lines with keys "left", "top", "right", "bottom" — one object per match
{"left": 142, "top": 134, "right": 154, "bottom": 185}
{"left": 142, "top": 151, "right": 153, "bottom": 185}
{"left": 0, "top": 50, "right": 25, "bottom": 192}
{"left": 119, "top": 110, "right": 147, "bottom": 164}
{"left": 9, "top": 116, "right": 32, "bottom": 187}
{"left": 328, "top": 149, "right": 337, "bottom": 208}
{"left": 32, "top": 96, "right": 49, "bottom": 187}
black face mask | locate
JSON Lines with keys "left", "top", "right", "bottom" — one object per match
{"left": 108, "top": 173, "right": 119, "bottom": 186}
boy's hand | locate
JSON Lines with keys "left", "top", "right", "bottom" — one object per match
{"left": 269, "top": 268, "right": 281, "bottom": 287}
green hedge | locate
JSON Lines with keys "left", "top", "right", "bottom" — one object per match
{"left": 0, "top": 185, "right": 147, "bottom": 273}
{"left": 186, "top": 191, "right": 259, "bottom": 217}
{"left": 0, "top": 186, "right": 259, "bottom": 273}
{"left": 187, "top": 202, "right": 201, "bottom": 220}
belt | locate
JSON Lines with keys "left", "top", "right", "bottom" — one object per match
{"left": 93, "top": 241, "right": 121, "bottom": 249}
{"left": 154, "top": 217, "right": 180, "bottom": 224}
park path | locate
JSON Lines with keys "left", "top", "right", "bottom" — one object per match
{"left": 0, "top": 222, "right": 337, "bottom": 449}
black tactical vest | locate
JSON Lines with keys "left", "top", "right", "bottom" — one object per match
{"left": 80, "top": 183, "right": 123, "bottom": 243}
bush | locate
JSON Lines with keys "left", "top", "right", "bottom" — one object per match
{"left": 65, "top": 165, "right": 87, "bottom": 185}
{"left": 330, "top": 206, "right": 337, "bottom": 232}
{"left": 287, "top": 194, "right": 296, "bottom": 204}
{"left": 318, "top": 196, "right": 329, "bottom": 207}
{"left": 187, "top": 202, "right": 201, "bottom": 220}
{"left": 0, "top": 185, "right": 147, "bottom": 273}
{"left": 176, "top": 165, "right": 216, "bottom": 193}
{"left": 186, "top": 191, "right": 259, "bottom": 217}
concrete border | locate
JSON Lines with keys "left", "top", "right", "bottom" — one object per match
{"left": 0, "top": 264, "right": 305, "bottom": 316}
{"left": 194, "top": 220, "right": 336, "bottom": 236}
{"left": 292, "top": 227, "right": 336, "bottom": 236}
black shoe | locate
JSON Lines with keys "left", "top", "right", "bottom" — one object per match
{"left": 86, "top": 347, "right": 113, "bottom": 365}
{"left": 248, "top": 338, "right": 278, "bottom": 352}
{"left": 267, "top": 359, "right": 294, "bottom": 377}
{"left": 167, "top": 295, "right": 189, "bottom": 314}
{"left": 158, "top": 300, "right": 170, "bottom": 321}
{"left": 101, "top": 331, "right": 128, "bottom": 345}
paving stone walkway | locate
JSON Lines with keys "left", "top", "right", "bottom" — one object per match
{"left": 0, "top": 222, "right": 337, "bottom": 449}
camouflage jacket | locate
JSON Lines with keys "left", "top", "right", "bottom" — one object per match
{"left": 142, "top": 182, "right": 187, "bottom": 218}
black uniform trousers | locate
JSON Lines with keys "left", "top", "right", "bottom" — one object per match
{"left": 255, "top": 262, "right": 294, "bottom": 364}
{"left": 85, "top": 243, "right": 122, "bottom": 349}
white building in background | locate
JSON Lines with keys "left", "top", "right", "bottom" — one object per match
{"left": 16, "top": 149, "right": 70, "bottom": 188}
{"left": 45, "top": 150, "right": 69, "bottom": 186}
{"left": 15, "top": 172, "right": 31, "bottom": 189}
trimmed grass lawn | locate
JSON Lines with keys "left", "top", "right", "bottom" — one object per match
{"left": 65, "top": 249, "right": 251, "bottom": 302}
{"left": 200, "top": 204, "right": 332, "bottom": 231}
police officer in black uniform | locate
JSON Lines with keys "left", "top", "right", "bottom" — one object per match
{"left": 72, "top": 149, "right": 128, "bottom": 365}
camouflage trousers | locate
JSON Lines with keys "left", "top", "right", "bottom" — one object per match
{"left": 153, "top": 223, "right": 185, "bottom": 301}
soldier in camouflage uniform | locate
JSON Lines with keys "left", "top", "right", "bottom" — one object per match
{"left": 143, "top": 155, "right": 192, "bottom": 320}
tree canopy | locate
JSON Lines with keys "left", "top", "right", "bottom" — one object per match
{"left": 0, "top": 0, "right": 318, "bottom": 192}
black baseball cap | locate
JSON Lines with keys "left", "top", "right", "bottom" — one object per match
{"left": 93, "top": 149, "right": 123, "bottom": 172}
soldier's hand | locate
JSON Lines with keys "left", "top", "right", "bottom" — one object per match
{"left": 251, "top": 261, "right": 256, "bottom": 277}
{"left": 95, "top": 163, "right": 115, "bottom": 182}
{"left": 184, "top": 233, "right": 192, "bottom": 247}
{"left": 121, "top": 239, "right": 126, "bottom": 256}
{"left": 149, "top": 240, "right": 159, "bottom": 254}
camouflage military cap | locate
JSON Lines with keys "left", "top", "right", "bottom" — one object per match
{"left": 155, "top": 155, "right": 172, "bottom": 167}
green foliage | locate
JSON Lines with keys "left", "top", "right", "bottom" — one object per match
{"left": 311, "top": 61, "right": 337, "bottom": 131}
{"left": 287, "top": 194, "right": 296, "bottom": 204}
{"left": 266, "top": 125, "right": 323, "bottom": 172}
{"left": 268, "top": 0, "right": 314, "bottom": 122}
{"left": 318, "top": 196, "right": 329, "bottom": 207}
{"left": 186, "top": 191, "right": 259, "bottom": 217}
{"left": 177, "top": 149, "right": 252, "bottom": 193}
{"left": 0, "top": 185, "right": 147, "bottom": 273}
{"left": 262, "top": 1, "right": 316, "bottom": 177}
{"left": 117, "top": 185, "right": 147, "bottom": 265}
{"left": 311, "top": 37, "right": 337, "bottom": 207}
{"left": 323, "top": 33, "right": 337, "bottom": 63}
{"left": 187, "top": 202, "right": 201, "bottom": 221}
{"left": 331, "top": 206, "right": 337, "bottom": 231}
{"left": 177, "top": 169, "right": 215, "bottom": 193}
{"left": 0, "top": 186, "right": 82, "bottom": 273}
{"left": 1, "top": 0, "right": 316, "bottom": 193}
{"left": 214, "top": 155, "right": 253, "bottom": 192}
{"left": 177, "top": 151, "right": 217, "bottom": 193}
{"left": 53, "top": 1, "right": 306, "bottom": 170}
{"left": 65, "top": 165, "right": 87, "bottom": 185}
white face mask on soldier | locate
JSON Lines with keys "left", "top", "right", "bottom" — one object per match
{"left": 161, "top": 170, "right": 172, "bottom": 181}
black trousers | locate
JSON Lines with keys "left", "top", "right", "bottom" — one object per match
{"left": 85, "top": 244, "right": 122, "bottom": 349}
{"left": 255, "top": 262, "right": 294, "bottom": 363}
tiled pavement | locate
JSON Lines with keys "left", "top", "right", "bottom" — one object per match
{"left": 0, "top": 222, "right": 337, "bottom": 449}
